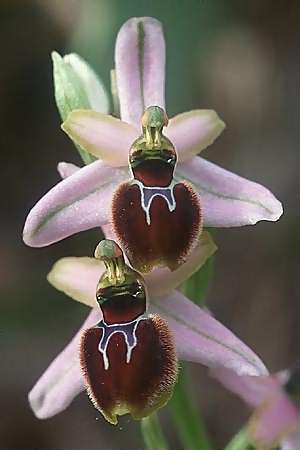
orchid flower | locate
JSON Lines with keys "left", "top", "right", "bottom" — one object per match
{"left": 80, "top": 240, "right": 178, "bottom": 425}
{"left": 212, "top": 367, "right": 300, "bottom": 449}
{"left": 23, "top": 17, "right": 283, "bottom": 251}
{"left": 28, "top": 233, "right": 268, "bottom": 421}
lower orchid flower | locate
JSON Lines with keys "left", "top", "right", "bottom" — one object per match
{"left": 28, "top": 232, "right": 268, "bottom": 422}
{"left": 212, "top": 366, "right": 300, "bottom": 449}
{"left": 80, "top": 240, "right": 178, "bottom": 424}
{"left": 23, "top": 16, "right": 283, "bottom": 252}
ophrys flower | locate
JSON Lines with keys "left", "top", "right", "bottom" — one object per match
{"left": 80, "top": 240, "right": 177, "bottom": 425}
{"left": 22, "top": 17, "right": 283, "bottom": 250}
{"left": 28, "top": 235, "right": 267, "bottom": 420}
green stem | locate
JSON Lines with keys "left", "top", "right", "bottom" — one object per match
{"left": 170, "top": 366, "right": 211, "bottom": 450}
{"left": 167, "top": 252, "right": 215, "bottom": 449}
{"left": 141, "top": 413, "right": 169, "bottom": 450}
{"left": 224, "top": 427, "right": 255, "bottom": 450}
{"left": 181, "top": 256, "right": 214, "bottom": 306}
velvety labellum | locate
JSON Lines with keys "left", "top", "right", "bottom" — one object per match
{"left": 112, "top": 177, "right": 202, "bottom": 272}
{"left": 80, "top": 314, "right": 178, "bottom": 425}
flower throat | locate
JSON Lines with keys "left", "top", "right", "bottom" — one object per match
{"left": 129, "top": 106, "right": 177, "bottom": 224}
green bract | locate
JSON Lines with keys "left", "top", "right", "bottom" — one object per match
{"left": 52, "top": 51, "right": 109, "bottom": 164}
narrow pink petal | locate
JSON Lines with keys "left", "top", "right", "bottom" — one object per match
{"left": 152, "top": 290, "right": 267, "bottom": 376}
{"left": 29, "top": 308, "right": 102, "bottom": 419}
{"left": 62, "top": 110, "right": 138, "bottom": 166}
{"left": 47, "top": 257, "right": 104, "bottom": 307}
{"left": 23, "top": 160, "right": 129, "bottom": 247}
{"left": 57, "top": 165, "right": 117, "bottom": 241}
{"left": 57, "top": 161, "right": 80, "bottom": 179}
{"left": 177, "top": 156, "right": 283, "bottom": 226}
{"left": 142, "top": 18, "right": 166, "bottom": 110}
{"left": 147, "top": 231, "right": 217, "bottom": 298}
{"left": 115, "top": 17, "right": 165, "bottom": 126}
{"left": 249, "top": 391, "right": 300, "bottom": 448}
{"left": 166, "top": 110, "right": 225, "bottom": 162}
{"left": 211, "top": 368, "right": 280, "bottom": 409}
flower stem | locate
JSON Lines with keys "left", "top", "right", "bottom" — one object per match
{"left": 181, "top": 256, "right": 214, "bottom": 306}
{"left": 170, "top": 366, "right": 211, "bottom": 450}
{"left": 168, "top": 252, "right": 215, "bottom": 449}
{"left": 224, "top": 427, "right": 255, "bottom": 450}
{"left": 141, "top": 413, "right": 169, "bottom": 450}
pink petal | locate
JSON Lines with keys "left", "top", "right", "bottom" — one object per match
{"left": 146, "top": 231, "right": 217, "bottom": 298}
{"left": 62, "top": 110, "right": 138, "bottom": 166}
{"left": 282, "top": 431, "right": 300, "bottom": 450}
{"left": 166, "top": 110, "right": 225, "bottom": 162}
{"left": 115, "top": 17, "right": 165, "bottom": 126}
{"left": 23, "top": 160, "right": 129, "bottom": 247}
{"left": 56, "top": 164, "right": 116, "bottom": 241}
{"left": 177, "top": 156, "right": 283, "bottom": 226}
{"left": 57, "top": 161, "right": 80, "bottom": 179}
{"left": 29, "top": 308, "right": 102, "bottom": 419}
{"left": 152, "top": 290, "right": 267, "bottom": 376}
{"left": 212, "top": 368, "right": 300, "bottom": 448}
{"left": 211, "top": 367, "right": 280, "bottom": 408}
{"left": 249, "top": 390, "right": 300, "bottom": 448}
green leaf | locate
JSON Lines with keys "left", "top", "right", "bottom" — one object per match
{"left": 141, "top": 413, "right": 169, "bottom": 450}
{"left": 170, "top": 367, "right": 211, "bottom": 450}
{"left": 52, "top": 51, "right": 96, "bottom": 165}
{"left": 225, "top": 427, "right": 255, "bottom": 450}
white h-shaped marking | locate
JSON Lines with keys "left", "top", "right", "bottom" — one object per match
{"left": 97, "top": 316, "right": 146, "bottom": 370}
{"left": 133, "top": 179, "right": 177, "bottom": 225}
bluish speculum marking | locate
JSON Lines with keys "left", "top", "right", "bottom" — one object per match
{"left": 133, "top": 179, "right": 177, "bottom": 225}
{"left": 96, "top": 317, "right": 146, "bottom": 370}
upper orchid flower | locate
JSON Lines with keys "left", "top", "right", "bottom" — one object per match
{"left": 112, "top": 105, "right": 202, "bottom": 272}
{"left": 23, "top": 17, "right": 283, "bottom": 251}
{"left": 212, "top": 366, "right": 300, "bottom": 449}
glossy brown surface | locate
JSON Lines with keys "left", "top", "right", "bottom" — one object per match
{"left": 97, "top": 291, "right": 146, "bottom": 324}
{"left": 131, "top": 159, "right": 174, "bottom": 187}
{"left": 80, "top": 315, "right": 178, "bottom": 424}
{"left": 112, "top": 180, "right": 202, "bottom": 272}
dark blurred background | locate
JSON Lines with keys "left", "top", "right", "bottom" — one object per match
{"left": 1, "top": 1, "right": 299, "bottom": 449}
